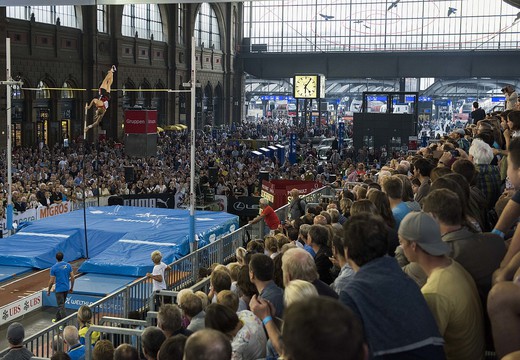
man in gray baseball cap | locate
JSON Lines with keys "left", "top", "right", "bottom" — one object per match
{"left": 398, "top": 212, "right": 485, "bottom": 360}
{"left": 3, "top": 322, "right": 34, "bottom": 360}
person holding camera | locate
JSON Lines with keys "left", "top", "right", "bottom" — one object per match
{"left": 503, "top": 85, "right": 518, "bottom": 111}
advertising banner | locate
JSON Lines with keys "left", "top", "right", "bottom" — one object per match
{"left": 43, "top": 292, "right": 103, "bottom": 311}
{"left": 124, "top": 110, "right": 158, "bottom": 134}
{"left": 227, "top": 196, "right": 261, "bottom": 217}
{"left": 0, "top": 292, "right": 42, "bottom": 326}
{"left": 262, "top": 180, "right": 321, "bottom": 210}
{"left": 289, "top": 133, "right": 297, "bottom": 164}
{"left": 121, "top": 194, "right": 175, "bottom": 209}
{"left": 338, "top": 122, "right": 345, "bottom": 150}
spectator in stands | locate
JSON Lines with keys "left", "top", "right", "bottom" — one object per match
{"left": 504, "top": 85, "right": 518, "bottom": 111}
{"left": 249, "top": 279, "right": 319, "bottom": 358}
{"left": 51, "top": 351, "right": 71, "bottom": 360}
{"left": 183, "top": 329, "right": 232, "bottom": 360}
{"left": 77, "top": 305, "right": 100, "bottom": 345}
{"left": 412, "top": 158, "right": 433, "bottom": 204}
{"left": 282, "top": 297, "right": 367, "bottom": 360}
{"left": 249, "top": 253, "right": 284, "bottom": 318}
{"left": 470, "top": 131, "right": 501, "bottom": 209}
{"left": 179, "top": 292, "right": 206, "bottom": 333}
{"left": 208, "top": 269, "right": 232, "bottom": 303}
{"left": 158, "top": 335, "right": 187, "bottom": 360}
{"left": 382, "top": 176, "right": 410, "bottom": 230}
{"left": 3, "top": 322, "right": 33, "bottom": 360}
{"left": 205, "top": 303, "right": 266, "bottom": 360}
{"left": 236, "top": 265, "right": 258, "bottom": 311}
{"left": 141, "top": 327, "right": 166, "bottom": 360}
{"left": 307, "top": 224, "right": 334, "bottom": 285}
{"left": 283, "top": 279, "right": 318, "bottom": 307}
{"left": 452, "top": 159, "right": 489, "bottom": 231}
{"left": 235, "top": 247, "right": 247, "bottom": 266}
{"left": 263, "top": 236, "right": 278, "bottom": 259}
{"left": 217, "top": 290, "right": 240, "bottom": 312}
{"left": 92, "top": 340, "right": 114, "bottom": 360}
{"left": 340, "top": 213, "right": 445, "bottom": 359}
{"left": 248, "top": 198, "right": 280, "bottom": 235}
{"left": 486, "top": 138, "right": 520, "bottom": 358}
{"left": 287, "top": 188, "right": 306, "bottom": 221}
{"left": 398, "top": 211, "right": 484, "bottom": 359}
{"left": 158, "top": 304, "right": 193, "bottom": 338}
{"left": 282, "top": 248, "right": 338, "bottom": 298}
{"left": 63, "top": 326, "right": 86, "bottom": 360}
{"left": 114, "top": 344, "right": 139, "bottom": 360}
{"left": 471, "top": 102, "right": 487, "bottom": 124}
{"left": 330, "top": 235, "right": 354, "bottom": 294}
{"left": 422, "top": 189, "right": 505, "bottom": 300}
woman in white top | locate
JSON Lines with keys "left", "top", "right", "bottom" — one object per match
{"left": 146, "top": 250, "right": 171, "bottom": 292}
{"left": 205, "top": 303, "right": 266, "bottom": 360}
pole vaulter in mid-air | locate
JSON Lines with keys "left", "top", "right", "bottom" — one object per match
{"left": 84, "top": 65, "right": 116, "bottom": 135}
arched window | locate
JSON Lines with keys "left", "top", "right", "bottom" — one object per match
{"left": 153, "top": 81, "right": 167, "bottom": 125}
{"left": 36, "top": 81, "right": 51, "bottom": 99}
{"left": 123, "top": 81, "right": 137, "bottom": 109}
{"left": 194, "top": 3, "right": 221, "bottom": 50}
{"left": 97, "top": 5, "right": 107, "bottom": 33}
{"left": 6, "top": 6, "right": 78, "bottom": 28}
{"left": 138, "top": 80, "right": 152, "bottom": 108}
{"left": 178, "top": 4, "right": 185, "bottom": 45}
{"left": 12, "top": 84, "right": 23, "bottom": 100}
{"left": 122, "top": 4, "right": 164, "bottom": 42}
{"left": 61, "top": 82, "right": 75, "bottom": 99}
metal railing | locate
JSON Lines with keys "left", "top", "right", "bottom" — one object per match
{"left": 85, "top": 326, "right": 143, "bottom": 360}
{"left": 0, "top": 186, "right": 335, "bottom": 358}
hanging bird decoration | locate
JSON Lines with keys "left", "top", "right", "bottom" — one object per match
{"left": 448, "top": 7, "right": 457, "bottom": 17}
{"left": 387, "top": 0, "right": 401, "bottom": 11}
{"left": 319, "top": 14, "right": 334, "bottom": 21}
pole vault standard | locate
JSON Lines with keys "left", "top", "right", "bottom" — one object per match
{"left": 1, "top": 38, "right": 23, "bottom": 235}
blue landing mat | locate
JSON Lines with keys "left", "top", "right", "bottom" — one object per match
{"left": 72, "top": 273, "right": 138, "bottom": 296}
{"left": 0, "top": 265, "right": 32, "bottom": 282}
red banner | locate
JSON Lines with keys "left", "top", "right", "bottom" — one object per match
{"left": 124, "top": 110, "right": 157, "bottom": 134}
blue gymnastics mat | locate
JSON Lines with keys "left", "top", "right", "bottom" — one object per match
{"left": 0, "top": 206, "right": 239, "bottom": 277}
{"left": 0, "top": 265, "right": 32, "bottom": 282}
{"left": 72, "top": 273, "right": 139, "bottom": 296}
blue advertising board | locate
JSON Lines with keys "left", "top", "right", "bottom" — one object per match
{"left": 338, "top": 122, "right": 345, "bottom": 150}
{"left": 289, "top": 133, "right": 297, "bottom": 164}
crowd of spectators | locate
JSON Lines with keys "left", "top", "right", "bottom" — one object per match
{"left": 7, "top": 106, "right": 520, "bottom": 359}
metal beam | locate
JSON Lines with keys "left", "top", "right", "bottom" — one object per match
{"left": 240, "top": 51, "right": 520, "bottom": 79}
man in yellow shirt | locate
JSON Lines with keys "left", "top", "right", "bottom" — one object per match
{"left": 399, "top": 212, "right": 485, "bottom": 360}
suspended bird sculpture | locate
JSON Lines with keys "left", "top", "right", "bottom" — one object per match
{"left": 319, "top": 13, "right": 334, "bottom": 20}
{"left": 353, "top": 20, "right": 363, "bottom": 24}
{"left": 514, "top": 12, "right": 520, "bottom": 23}
{"left": 387, "top": 0, "right": 401, "bottom": 11}
{"left": 363, "top": 24, "right": 371, "bottom": 29}
{"left": 448, "top": 7, "right": 457, "bottom": 17}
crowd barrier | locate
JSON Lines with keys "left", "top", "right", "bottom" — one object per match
{"left": 0, "top": 186, "right": 336, "bottom": 359}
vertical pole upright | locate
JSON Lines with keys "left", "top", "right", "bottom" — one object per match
{"left": 189, "top": 37, "right": 197, "bottom": 252}
{"left": 6, "top": 38, "right": 13, "bottom": 233}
